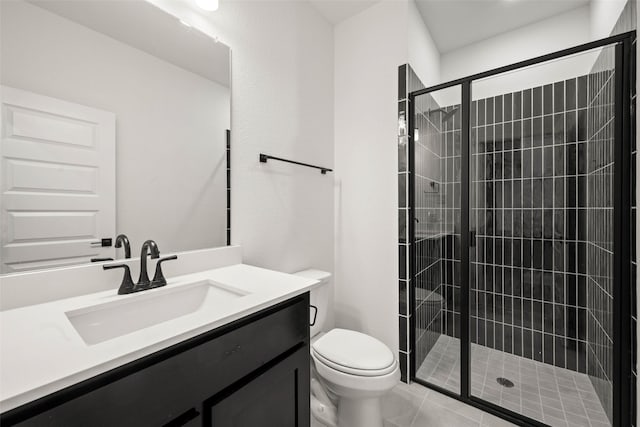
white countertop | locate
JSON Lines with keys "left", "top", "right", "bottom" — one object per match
{"left": 0, "top": 263, "right": 320, "bottom": 413}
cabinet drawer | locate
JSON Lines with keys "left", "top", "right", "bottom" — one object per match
{"left": 7, "top": 294, "right": 309, "bottom": 427}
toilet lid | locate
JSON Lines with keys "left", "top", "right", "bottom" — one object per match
{"left": 311, "top": 329, "right": 396, "bottom": 376}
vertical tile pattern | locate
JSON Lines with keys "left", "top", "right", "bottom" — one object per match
{"left": 413, "top": 91, "right": 462, "bottom": 393}
{"left": 226, "top": 129, "right": 231, "bottom": 245}
{"left": 398, "top": 64, "right": 411, "bottom": 382}
{"left": 399, "top": 64, "right": 428, "bottom": 382}
{"left": 606, "top": 4, "right": 638, "bottom": 427}
{"left": 402, "top": 64, "right": 462, "bottom": 391}
{"left": 632, "top": 30, "right": 638, "bottom": 427}
{"left": 409, "top": 78, "right": 462, "bottom": 393}
{"left": 586, "top": 1, "right": 637, "bottom": 422}
{"left": 586, "top": 50, "right": 616, "bottom": 423}
{"left": 632, "top": 112, "right": 638, "bottom": 426}
{"left": 413, "top": 91, "right": 445, "bottom": 373}
{"left": 402, "top": 6, "right": 637, "bottom": 419}
{"left": 469, "top": 78, "right": 589, "bottom": 374}
{"left": 440, "top": 104, "right": 462, "bottom": 347}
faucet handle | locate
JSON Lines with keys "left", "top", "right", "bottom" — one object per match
{"left": 103, "top": 263, "right": 136, "bottom": 295}
{"left": 150, "top": 255, "right": 178, "bottom": 288}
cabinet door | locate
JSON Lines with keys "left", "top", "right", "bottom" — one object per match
{"left": 207, "top": 345, "right": 310, "bottom": 427}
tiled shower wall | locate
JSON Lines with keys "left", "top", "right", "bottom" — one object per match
{"left": 413, "top": 97, "right": 462, "bottom": 376}
{"left": 586, "top": 0, "right": 637, "bottom": 421}
{"left": 469, "top": 79, "right": 590, "bottom": 371}
{"left": 440, "top": 111, "right": 463, "bottom": 344}
{"left": 399, "top": 64, "right": 463, "bottom": 381}
{"left": 406, "top": 68, "right": 634, "bottom": 408}
{"left": 413, "top": 90, "right": 444, "bottom": 372}
{"left": 399, "top": 64, "right": 427, "bottom": 382}
{"left": 399, "top": 6, "right": 636, "bottom": 404}
{"left": 467, "top": 51, "right": 636, "bottom": 423}
{"left": 586, "top": 56, "right": 615, "bottom": 423}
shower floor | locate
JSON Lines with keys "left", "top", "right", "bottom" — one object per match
{"left": 416, "top": 335, "right": 611, "bottom": 427}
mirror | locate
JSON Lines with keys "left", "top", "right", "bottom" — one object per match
{"left": 0, "top": 0, "right": 231, "bottom": 274}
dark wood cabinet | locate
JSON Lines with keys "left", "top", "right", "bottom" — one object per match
{"left": 1, "top": 294, "right": 310, "bottom": 427}
{"left": 206, "top": 345, "right": 310, "bottom": 427}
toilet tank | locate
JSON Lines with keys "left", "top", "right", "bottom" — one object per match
{"left": 293, "top": 269, "right": 331, "bottom": 338}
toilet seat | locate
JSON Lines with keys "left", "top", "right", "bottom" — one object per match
{"left": 312, "top": 328, "right": 396, "bottom": 377}
{"left": 312, "top": 351, "right": 400, "bottom": 397}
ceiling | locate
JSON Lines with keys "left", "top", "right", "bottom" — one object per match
{"left": 307, "top": 0, "right": 379, "bottom": 24}
{"left": 308, "top": 0, "right": 590, "bottom": 54}
{"left": 416, "top": 0, "right": 590, "bottom": 53}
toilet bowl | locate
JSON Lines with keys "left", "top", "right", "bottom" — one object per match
{"left": 293, "top": 270, "right": 400, "bottom": 427}
{"left": 311, "top": 328, "right": 400, "bottom": 427}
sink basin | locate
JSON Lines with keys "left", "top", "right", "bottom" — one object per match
{"left": 66, "top": 280, "right": 249, "bottom": 345}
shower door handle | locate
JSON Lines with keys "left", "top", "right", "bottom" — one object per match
{"left": 469, "top": 231, "right": 476, "bottom": 247}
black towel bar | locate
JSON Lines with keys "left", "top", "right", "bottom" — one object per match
{"left": 259, "top": 153, "right": 333, "bottom": 174}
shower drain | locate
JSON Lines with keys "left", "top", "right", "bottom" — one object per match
{"left": 496, "top": 377, "right": 515, "bottom": 388}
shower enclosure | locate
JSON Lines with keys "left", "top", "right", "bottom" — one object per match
{"left": 405, "top": 32, "right": 635, "bottom": 427}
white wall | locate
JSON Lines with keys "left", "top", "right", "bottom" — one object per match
{"left": 0, "top": 0, "right": 335, "bottom": 326}
{"left": 440, "top": 6, "right": 592, "bottom": 101}
{"left": 591, "top": 0, "right": 629, "bottom": 40}
{"left": 408, "top": 0, "right": 440, "bottom": 88}
{"left": 0, "top": 1, "right": 230, "bottom": 255}
{"left": 334, "top": 0, "right": 407, "bottom": 353}
{"left": 149, "top": 0, "right": 336, "bottom": 326}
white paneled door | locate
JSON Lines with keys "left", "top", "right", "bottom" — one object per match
{"left": 0, "top": 86, "right": 116, "bottom": 273}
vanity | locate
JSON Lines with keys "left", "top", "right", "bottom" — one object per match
{"left": 0, "top": 263, "right": 319, "bottom": 426}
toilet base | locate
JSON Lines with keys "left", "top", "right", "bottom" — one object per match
{"left": 337, "top": 397, "right": 383, "bottom": 427}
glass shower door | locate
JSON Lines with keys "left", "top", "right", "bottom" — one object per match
{"left": 468, "top": 46, "right": 618, "bottom": 427}
{"left": 409, "top": 33, "right": 634, "bottom": 427}
{"left": 412, "top": 85, "right": 463, "bottom": 395}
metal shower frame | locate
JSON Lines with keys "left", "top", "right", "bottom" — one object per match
{"left": 407, "top": 31, "right": 636, "bottom": 427}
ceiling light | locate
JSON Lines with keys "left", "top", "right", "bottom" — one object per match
{"left": 195, "top": 0, "right": 219, "bottom": 12}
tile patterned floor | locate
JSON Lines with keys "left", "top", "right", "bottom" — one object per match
{"left": 311, "top": 372, "right": 515, "bottom": 427}
{"left": 416, "top": 335, "right": 611, "bottom": 427}
{"left": 382, "top": 382, "right": 515, "bottom": 427}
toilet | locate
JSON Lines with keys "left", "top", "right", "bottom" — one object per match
{"left": 294, "top": 269, "right": 401, "bottom": 427}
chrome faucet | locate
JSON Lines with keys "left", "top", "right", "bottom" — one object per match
{"left": 115, "top": 234, "right": 131, "bottom": 258}
{"left": 138, "top": 240, "right": 160, "bottom": 288}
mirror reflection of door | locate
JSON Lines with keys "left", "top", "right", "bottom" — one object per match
{"left": 0, "top": 86, "right": 116, "bottom": 273}
{"left": 0, "top": 0, "right": 231, "bottom": 273}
